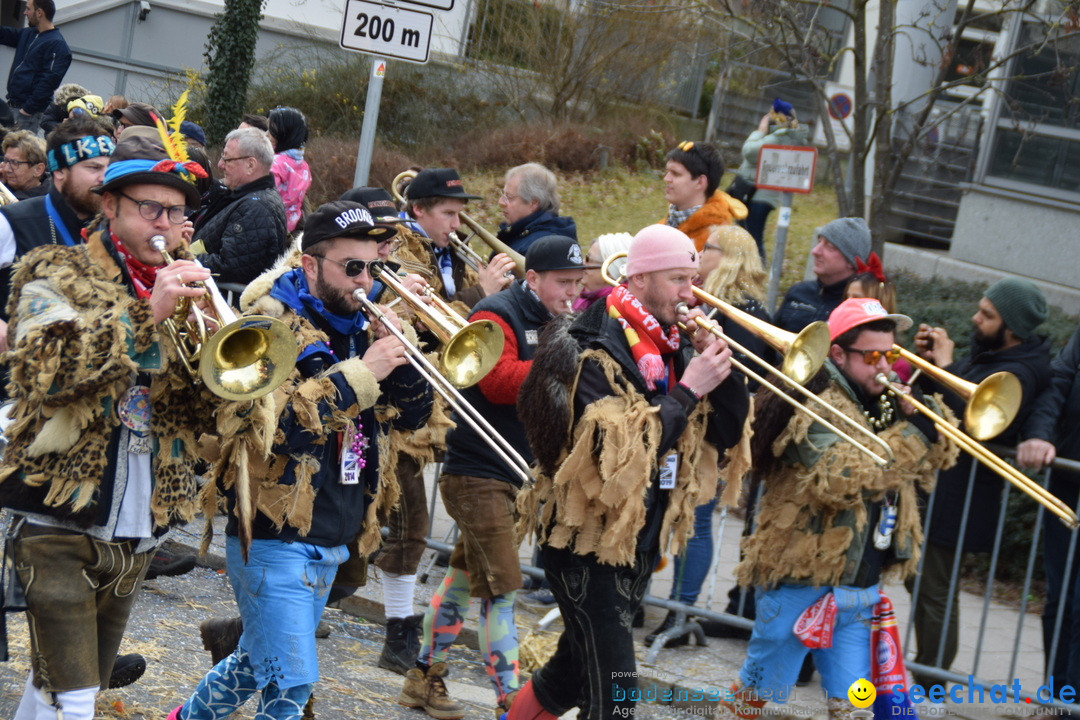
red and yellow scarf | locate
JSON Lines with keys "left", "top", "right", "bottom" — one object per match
{"left": 606, "top": 285, "right": 681, "bottom": 391}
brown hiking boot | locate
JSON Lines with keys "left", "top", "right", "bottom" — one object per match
{"left": 397, "top": 662, "right": 465, "bottom": 720}
{"left": 495, "top": 690, "right": 518, "bottom": 719}
{"left": 199, "top": 617, "right": 243, "bottom": 665}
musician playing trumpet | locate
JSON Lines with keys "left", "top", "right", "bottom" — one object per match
{"left": 172, "top": 200, "right": 432, "bottom": 720}
{"left": 0, "top": 134, "right": 241, "bottom": 720}
{"left": 719, "top": 298, "right": 958, "bottom": 720}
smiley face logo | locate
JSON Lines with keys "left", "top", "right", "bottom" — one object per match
{"left": 848, "top": 678, "right": 876, "bottom": 708}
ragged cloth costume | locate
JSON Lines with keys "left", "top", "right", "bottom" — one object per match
{"left": 732, "top": 362, "right": 958, "bottom": 714}
{"left": 0, "top": 230, "right": 255, "bottom": 707}
{"left": 176, "top": 255, "right": 432, "bottom": 720}
{"left": 515, "top": 298, "right": 750, "bottom": 720}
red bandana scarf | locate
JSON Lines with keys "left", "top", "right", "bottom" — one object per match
{"left": 110, "top": 231, "right": 160, "bottom": 299}
{"left": 606, "top": 284, "right": 681, "bottom": 391}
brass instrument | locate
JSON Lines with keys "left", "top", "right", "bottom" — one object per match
{"left": 355, "top": 289, "right": 533, "bottom": 485}
{"left": 893, "top": 347, "right": 1021, "bottom": 441}
{"left": 369, "top": 262, "right": 504, "bottom": 388}
{"left": 0, "top": 181, "right": 17, "bottom": 205}
{"left": 876, "top": 374, "right": 1079, "bottom": 529}
{"left": 391, "top": 169, "right": 526, "bottom": 278}
{"left": 600, "top": 252, "right": 894, "bottom": 466}
{"left": 150, "top": 236, "right": 297, "bottom": 400}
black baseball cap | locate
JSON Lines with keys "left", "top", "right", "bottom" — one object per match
{"left": 301, "top": 200, "right": 396, "bottom": 251}
{"left": 405, "top": 168, "right": 480, "bottom": 201}
{"left": 339, "top": 186, "right": 403, "bottom": 223}
{"left": 525, "top": 235, "right": 598, "bottom": 273}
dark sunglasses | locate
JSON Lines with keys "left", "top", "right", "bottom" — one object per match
{"left": 312, "top": 255, "right": 373, "bottom": 277}
{"left": 845, "top": 347, "right": 901, "bottom": 365}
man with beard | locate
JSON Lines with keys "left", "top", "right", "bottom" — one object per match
{"left": 0, "top": 116, "right": 113, "bottom": 347}
{"left": 907, "top": 277, "right": 1052, "bottom": 687}
{"left": 170, "top": 200, "right": 431, "bottom": 720}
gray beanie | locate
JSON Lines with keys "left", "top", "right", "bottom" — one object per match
{"left": 984, "top": 277, "right": 1048, "bottom": 340}
{"left": 816, "top": 217, "right": 872, "bottom": 269}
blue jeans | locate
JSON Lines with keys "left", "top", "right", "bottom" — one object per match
{"left": 668, "top": 498, "right": 716, "bottom": 606}
{"left": 226, "top": 536, "right": 347, "bottom": 688}
{"left": 740, "top": 584, "right": 878, "bottom": 700}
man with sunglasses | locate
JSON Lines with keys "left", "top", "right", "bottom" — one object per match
{"left": 191, "top": 126, "right": 288, "bottom": 285}
{"left": 907, "top": 277, "right": 1051, "bottom": 689}
{"left": 716, "top": 297, "right": 957, "bottom": 720}
{"left": 0, "top": 132, "right": 240, "bottom": 720}
{"left": 662, "top": 140, "right": 746, "bottom": 252}
{"left": 171, "top": 199, "right": 432, "bottom": 720}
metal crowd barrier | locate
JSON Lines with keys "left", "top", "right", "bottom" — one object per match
{"left": 417, "top": 451, "right": 1080, "bottom": 711}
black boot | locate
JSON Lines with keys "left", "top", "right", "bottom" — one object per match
{"left": 108, "top": 653, "right": 146, "bottom": 689}
{"left": 379, "top": 615, "right": 421, "bottom": 675}
{"left": 644, "top": 612, "right": 690, "bottom": 648}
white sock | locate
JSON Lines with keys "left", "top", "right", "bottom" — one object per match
{"left": 14, "top": 675, "right": 96, "bottom": 720}
{"left": 382, "top": 572, "right": 418, "bottom": 619}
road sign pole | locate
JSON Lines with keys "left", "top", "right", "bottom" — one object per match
{"left": 766, "top": 193, "right": 793, "bottom": 315}
{"left": 352, "top": 57, "right": 386, "bottom": 188}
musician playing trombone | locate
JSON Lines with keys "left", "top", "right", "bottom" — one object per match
{"left": 907, "top": 277, "right": 1051, "bottom": 688}
{"left": 171, "top": 200, "right": 432, "bottom": 720}
{"left": 513, "top": 224, "right": 749, "bottom": 720}
{"left": 402, "top": 167, "right": 515, "bottom": 308}
{"left": 0, "top": 134, "right": 238, "bottom": 720}
{"left": 397, "top": 234, "right": 588, "bottom": 720}
{"left": 718, "top": 298, "right": 958, "bottom": 720}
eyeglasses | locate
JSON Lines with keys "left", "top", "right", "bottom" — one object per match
{"left": 845, "top": 347, "right": 901, "bottom": 365}
{"left": 0, "top": 157, "right": 32, "bottom": 167}
{"left": 312, "top": 256, "right": 374, "bottom": 277}
{"left": 220, "top": 155, "right": 253, "bottom": 164}
{"left": 500, "top": 192, "right": 520, "bottom": 202}
{"left": 118, "top": 191, "right": 189, "bottom": 224}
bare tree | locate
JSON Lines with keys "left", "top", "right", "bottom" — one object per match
{"left": 701, "top": 0, "right": 1073, "bottom": 254}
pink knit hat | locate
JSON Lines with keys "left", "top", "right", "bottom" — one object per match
{"left": 624, "top": 224, "right": 699, "bottom": 278}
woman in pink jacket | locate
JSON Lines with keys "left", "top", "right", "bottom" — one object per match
{"left": 268, "top": 106, "right": 312, "bottom": 233}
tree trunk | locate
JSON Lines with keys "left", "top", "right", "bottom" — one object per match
{"left": 850, "top": 0, "right": 868, "bottom": 220}
{"left": 869, "top": 0, "right": 896, "bottom": 255}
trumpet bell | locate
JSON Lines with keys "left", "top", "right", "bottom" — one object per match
{"left": 201, "top": 315, "right": 299, "bottom": 400}
{"left": 964, "top": 370, "right": 1022, "bottom": 441}
{"left": 440, "top": 319, "right": 505, "bottom": 388}
{"left": 782, "top": 321, "right": 831, "bottom": 385}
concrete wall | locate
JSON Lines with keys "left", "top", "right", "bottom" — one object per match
{"left": 949, "top": 184, "right": 1080, "bottom": 292}
{"left": 0, "top": 0, "right": 469, "bottom": 107}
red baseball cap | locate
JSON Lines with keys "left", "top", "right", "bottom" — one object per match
{"left": 828, "top": 297, "right": 912, "bottom": 341}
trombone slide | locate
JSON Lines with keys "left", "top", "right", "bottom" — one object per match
{"left": 876, "top": 374, "right": 1079, "bottom": 529}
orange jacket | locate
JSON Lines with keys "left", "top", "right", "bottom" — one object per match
{"left": 672, "top": 191, "right": 748, "bottom": 252}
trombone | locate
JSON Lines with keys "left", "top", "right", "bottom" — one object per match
{"left": 150, "top": 236, "right": 297, "bottom": 400}
{"left": 892, "top": 346, "right": 1022, "bottom": 441}
{"left": 355, "top": 290, "right": 533, "bottom": 486}
{"left": 876, "top": 374, "right": 1079, "bottom": 529}
{"left": 369, "top": 262, "right": 504, "bottom": 388}
{"left": 601, "top": 252, "right": 895, "bottom": 466}
{"left": 392, "top": 169, "right": 526, "bottom": 278}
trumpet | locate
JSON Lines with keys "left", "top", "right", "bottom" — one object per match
{"left": 392, "top": 170, "right": 526, "bottom": 278}
{"left": 600, "top": 252, "right": 894, "bottom": 466}
{"left": 355, "top": 289, "right": 533, "bottom": 485}
{"left": 893, "top": 346, "right": 1021, "bottom": 441}
{"left": 0, "top": 180, "right": 17, "bottom": 205}
{"left": 876, "top": 374, "right": 1079, "bottom": 529}
{"left": 369, "top": 262, "right": 504, "bottom": 388}
{"left": 150, "top": 236, "right": 297, "bottom": 400}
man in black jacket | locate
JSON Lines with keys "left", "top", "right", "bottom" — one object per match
{"left": 496, "top": 162, "right": 577, "bottom": 254}
{"left": 0, "top": 0, "right": 71, "bottom": 133}
{"left": 773, "top": 217, "right": 871, "bottom": 333}
{"left": 1018, "top": 324, "right": 1080, "bottom": 690}
{"left": 192, "top": 126, "right": 288, "bottom": 286}
{"left": 908, "top": 277, "right": 1052, "bottom": 686}
{"left": 512, "top": 224, "right": 748, "bottom": 720}
{"left": 0, "top": 116, "right": 113, "bottom": 342}
{"left": 397, "top": 235, "right": 588, "bottom": 720}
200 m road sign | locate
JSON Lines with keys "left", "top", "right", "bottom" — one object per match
{"left": 340, "top": 0, "right": 434, "bottom": 64}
